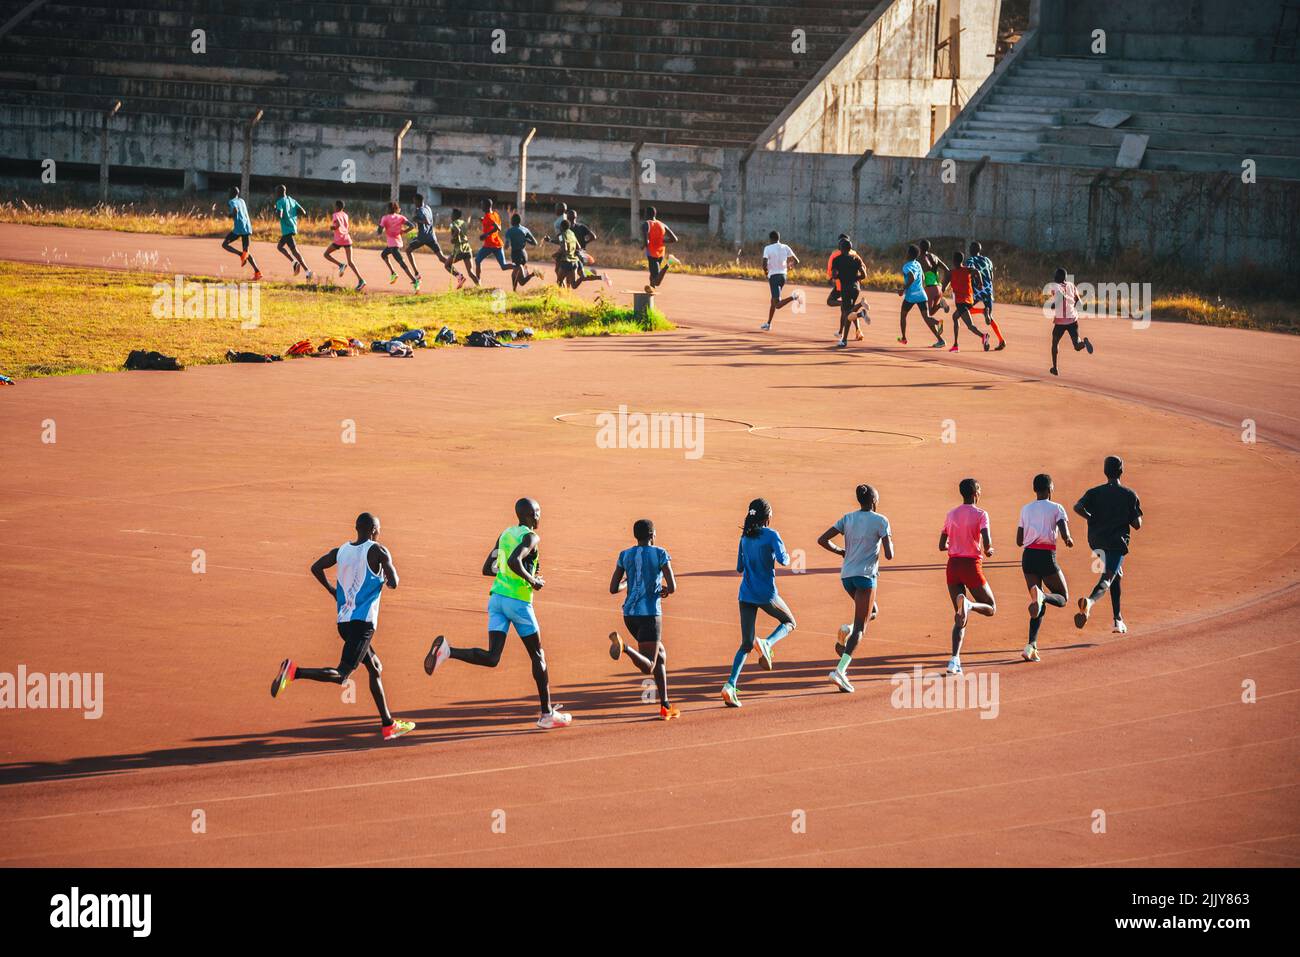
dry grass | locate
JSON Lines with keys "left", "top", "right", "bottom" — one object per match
{"left": 0, "top": 262, "right": 670, "bottom": 379}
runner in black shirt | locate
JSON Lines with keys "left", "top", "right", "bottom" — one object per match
{"left": 831, "top": 237, "right": 870, "bottom": 348}
{"left": 1073, "top": 456, "right": 1143, "bottom": 633}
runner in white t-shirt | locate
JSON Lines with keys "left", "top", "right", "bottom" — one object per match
{"left": 1047, "top": 267, "right": 1094, "bottom": 376}
{"left": 1016, "top": 473, "right": 1074, "bottom": 661}
{"left": 760, "top": 230, "right": 802, "bottom": 330}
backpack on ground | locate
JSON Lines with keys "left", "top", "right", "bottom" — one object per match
{"left": 466, "top": 330, "right": 501, "bottom": 348}
{"left": 435, "top": 326, "right": 456, "bottom": 345}
{"left": 286, "top": 339, "right": 314, "bottom": 356}
{"left": 124, "top": 350, "right": 184, "bottom": 371}
{"left": 226, "top": 350, "right": 282, "bottom": 364}
{"left": 394, "top": 329, "right": 427, "bottom": 346}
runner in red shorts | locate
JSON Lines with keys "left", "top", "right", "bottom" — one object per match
{"left": 938, "top": 477, "right": 997, "bottom": 674}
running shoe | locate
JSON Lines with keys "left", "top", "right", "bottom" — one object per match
{"left": 1050, "top": 367, "right": 1059, "bottom": 376}
{"left": 666, "top": 254, "right": 682, "bottom": 267}
{"left": 382, "top": 718, "right": 415, "bottom": 741}
{"left": 1074, "top": 597, "right": 1092, "bottom": 630}
{"left": 1022, "top": 643, "right": 1040, "bottom": 662}
{"left": 337, "top": 262, "right": 347, "bottom": 277}
{"left": 1085, "top": 338, "right": 1094, "bottom": 354}
{"left": 854, "top": 330, "right": 865, "bottom": 341}
{"left": 932, "top": 339, "right": 946, "bottom": 348}
{"left": 607, "top": 631, "right": 624, "bottom": 661}
{"left": 537, "top": 706, "right": 572, "bottom": 729}
{"left": 355, "top": 279, "right": 366, "bottom": 292}
{"left": 413, "top": 278, "right": 421, "bottom": 293}
{"left": 828, "top": 669, "right": 855, "bottom": 693}
{"left": 1029, "top": 585, "right": 1044, "bottom": 619}
{"left": 388, "top": 272, "right": 398, "bottom": 285}
{"left": 721, "top": 684, "right": 742, "bottom": 708}
{"left": 982, "top": 333, "right": 990, "bottom": 351}
{"left": 293, "top": 261, "right": 301, "bottom": 276}
{"left": 602, "top": 273, "right": 613, "bottom": 288}
{"left": 270, "top": 658, "right": 295, "bottom": 698}
{"left": 946, "top": 656, "right": 962, "bottom": 675}
{"left": 659, "top": 704, "right": 681, "bottom": 721}
{"left": 994, "top": 341, "right": 1006, "bottom": 351}
{"left": 1113, "top": 618, "right": 1128, "bottom": 635}
{"left": 644, "top": 284, "right": 655, "bottom": 295}
{"left": 423, "top": 635, "right": 450, "bottom": 676}
{"left": 760, "top": 322, "right": 771, "bottom": 331}
{"left": 756, "top": 637, "right": 774, "bottom": 671}
{"left": 897, "top": 336, "right": 908, "bottom": 344}
{"left": 305, "top": 269, "right": 314, "bottom": 281}
{"left": 239, "top": 251, "right": 248, "bottom": 266}
{"left": 836, "top": 339, "right": 848, "bottom": 348}
{"left": 949, "top": 344, "right": 959, "bottom": 352}
{"left": 252, "top": 270, "right": 263, "bottom": 281}
{"left": 455, "top": 273, "right": 466, "bottom": 289}
{"left": 858, "top": 306, "right": 871, "bottom": 325}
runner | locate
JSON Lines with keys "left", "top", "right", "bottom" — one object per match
{"left": 423, "top": 498, "right": 572, "bottom": 729}
{"left": 943, "top": 246, "right": 988, "bottom": 352}
{"left": 321, "top": 200, "right": 364, "bottom": 291}
{"left": 473, "top": 197, "right": 510, "bottom": 284}
{"left": 270, "top": 512, "right": 414, "bottom": 741}
{"left": 816, "top": 484, "right": 894, "bottom": 693}
{"left": 554, "top": 221, "right": 582, "bottom": 289}
{"left": 939, "top": 477, "right": 997, "bottom": 675}
{"left": 220, "top": 186, "right": 262, "bottom": 281}
{"left": 919, "top": 239, "right": 952, "bottom": 324}
{"left": 721, "top": 498, "right": 796, "bottom": 708}
{"left": 504, "top": 213, "right": 543, "bottom": 291}
{"left": 564, "top": 208, "right": 611, "bottom": 287}
{"left": 760, "top": 230, "right": 801, "bottom": 330}
{"left": 1047, "top": 267, "right": 1094, "bottom": 375}
{"left": 899, "top": 244, "right": 944, "bottom": 348}
{"left": 376, "top": 201, "right": 419, "bottom": 291}
{"left": 448, "top": 209, "right": 477, "bottom": 286}
{"left": 1017, "top": 473, "right": 1074, "bottom": 661}
{"left": 830, "top": 237, "right": 870, "bottom": 348}
{"left": 1073, "top": 456, "right": 1143, "bottom": 634}
{"left": 408, "top": 193, "right": 464, "bottom": 288}
{"left": 273, "top": 185, "right": 313, "bottom": 280}
{"left": 825, "top": 233, "right": 864, "bottom": 341}
{"left": 641, "top": 206, "right": 679, "bottom": 294}
{"left": 607, "top": 518, "right": 680, "bottom": 720}
{"left": 966, "top": 241, "right": 1006, "bottom": 350}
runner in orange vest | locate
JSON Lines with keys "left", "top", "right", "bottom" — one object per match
{"left": 641, "top": 206, "right": 679, "bottom": 294}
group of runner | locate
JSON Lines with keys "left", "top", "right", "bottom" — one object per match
{"left": 220, "top": 186, "right": 685, "bottom": 299}
{"left": 270, "top": 457, "right": 1142, "bottom": 739}
{"left": 759, "top": 231, "right": 1097, "bottom": 374}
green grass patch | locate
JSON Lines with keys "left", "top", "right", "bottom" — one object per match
{"left": 0, "top": 262, "right": 671, "bottom": 379}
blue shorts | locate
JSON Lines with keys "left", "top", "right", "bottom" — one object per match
{"left": 1097, "top": 549, "right": 1125, "bottom": 579}
{"left": 475, "top": 246, "right": 508, "bottom": 268}
{"left": 768, "top": 273, "right": 786, "bottom": 299}
{"left": 487, "top": 592, "right": 538, "bottom": 637}
{"left": 841, "top": 575, "right": 876, "bottom": 596}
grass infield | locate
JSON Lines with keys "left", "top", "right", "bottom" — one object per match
{"left": 0, "top": 262, "right": 671, "bottom": 379}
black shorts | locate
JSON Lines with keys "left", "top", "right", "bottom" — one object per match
{"left": 336, "top": 619, "right": 378, "bottom": 675}
{"left": 451, "top": 251, "right": 473, "bottom": 264}
{"left": 1020, "top": 547, "right": 1060, "bottom": 577}
{"left": 510, "top": 248, "right": 528, "bottom": 267}
{"left": 622, "top": 615, "right": 662, "bottom": 645}
{"left": 224, "top": 232, "right": 249, "bottom": 250}
{"left": 408, "top": 235, "right": 442, "bottom": 254}
{"left": 557, "top": 260, "right": 578, "bottom": 278}
{"left": 839, "top": 286, "right": 861, "bottom": 314}
{"left": 647, "top": 255, "right": 665, "bottom": 283}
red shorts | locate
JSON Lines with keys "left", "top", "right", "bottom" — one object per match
{"left": 946, "top": 556, "right": 987, "bottom": 590}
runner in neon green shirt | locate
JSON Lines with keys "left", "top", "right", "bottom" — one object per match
{"left": 423, "top": 498, "right": 571, "bottom": 729}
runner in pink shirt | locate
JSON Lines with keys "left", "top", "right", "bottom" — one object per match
{"left": 377, "top": 202, "right": 419, "bottom": 291}
{"left": 1046, "top": 267, "right": 1093, "bottom": 376}
{"left": 322, "top": 200, "right": 365, "bottom": 291}
{"left": 938, "top": 477, "right": 997, "bottom": 675}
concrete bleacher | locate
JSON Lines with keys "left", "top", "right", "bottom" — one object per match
{"left": 0, "top": 0, "right": 879, "bottom": 148}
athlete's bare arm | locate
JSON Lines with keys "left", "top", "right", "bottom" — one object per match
{"left": 663, "top": 225, "right": 679, "bottom": 244}
{"left": 508, "top": 533, "right": 544, "bottom": 590}
{"left": 482, "top": 544, "right": 499, "bottom": 577}
{"left": 981, "top": 528, "right": 995, "bottom": 558}
{"left": 816, "top": 527, "right": 844, "bottom": 556}
{"left": 1058, "top": 518, "right": 1074, "bottom": 547}
{"left": 609, "top": 564, "right": 626, "bottom": 594}
{"left": 938, "top": 532, "right": 950, "bottom": 552}
{"left": 310, "top": 548, "right": 339, "bottom": 596}
{"left": 370, "top": 543, "right": 399, "bottom": 589}
{"left": 660, "top": 562, "right": 677, "bottom": 597}
{"left": 881, "top": 534, "right": 895, "bottom": 561}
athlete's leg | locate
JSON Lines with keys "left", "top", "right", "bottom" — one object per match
{"left": 1051, "top": 323, "right": 1067, "bottom": 372}
{"left": 343, "top": 246, "right": 362, "bottom": 283}
{"left": 1109, "top": 574, "right": 1122, "bottom": 620}
{"left": 949, "top": 582, "right": 969, "bottom": 658}
{"left": 516, "top": 630, "right": 552, "bottom": 715}
{"left": 728, "top": 602, "right": 759, "bottom": 688}
{"left": 361, "top": 650, "right": 395, "bottom": 727}
{"left": 322, "top": 243, "right": 342, "bottom": 270}
{"left": 449, "top": 631, "right": 508, "bottom": 667}
{"left": 760, "top": 595, "right": 796, "bottom": 645}
{"left": 394, "top": 249, "right": 417, "bottom": 282}
{"left": 276, "top": 235, "right": 295, "bottom": 263}
{"left": 843, "top": 584, "right": 875, "bottom": 656}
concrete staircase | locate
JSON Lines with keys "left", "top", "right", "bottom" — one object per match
{"left": 936, "top": 53, "right": 1300, "bottom": 180}
{"left": 0, "top": 0, "right": 878, "bottom": 148}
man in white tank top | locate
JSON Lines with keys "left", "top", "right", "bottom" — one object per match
{"left": 270, "top": 513, "right": 415, "bottom": 741}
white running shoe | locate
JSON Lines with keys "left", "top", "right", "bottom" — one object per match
{"left": 755, "top": 637, "right": 773, "bottom": 671}
{"left": 337, "top": 262, "right": 347, "bottom": 277}
{"left": 946, "top": 656, "right": 962, "bottom": 675}
{"left": 1074, "top": 597, "right": 1093, "bottom": 630}
{"left": 721, "top": 683, "right": 742, "bottom": 708}
{"left": 1113, "top": 618, "right": 1128, "bottom": 635}
{"left": 423, "top": 635, "right": 450, "bottom": 676}
{"left": 1022, "top": 643, "right": 1040, "bottom": 662}
{"left": 828, "top": 669, "right": 854, "bottom": 693}
{"left": 1028, "top": 586, "right": 1044, "bottom": 619}
{"left": 537, "top": 706, "right": 572, "bottom": 729}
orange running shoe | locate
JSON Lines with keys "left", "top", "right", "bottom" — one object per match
{"left": 659, "top": 704, "right": 680, "bottom": 721}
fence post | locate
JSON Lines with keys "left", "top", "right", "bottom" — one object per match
{"left": 390, "top": 120, "right": 412, "bottom": 204}
{"left": 99, "top": 100, "right": 121, "bottom": 204}
{"left": 241, "top": 108, "right": 263, "bottom": 200}
{"left": 629, "top": 140, "right": 644, "bottom": 240}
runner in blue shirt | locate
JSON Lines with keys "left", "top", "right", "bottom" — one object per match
{"left": 607, "top": 518, "right": 679, "bottom": 720}
{"left": 219, "top": 186, "right": 262, "bottom": 279}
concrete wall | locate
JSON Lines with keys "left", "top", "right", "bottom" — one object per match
{"left": 726, "top": 150, "right": 1300, "bottom": 268}
{"left": 756, "top": 0, "right": 1000, "bottom": 156}
{"left": 1037, "top": 0, "right": 1287, "bottom": 59}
